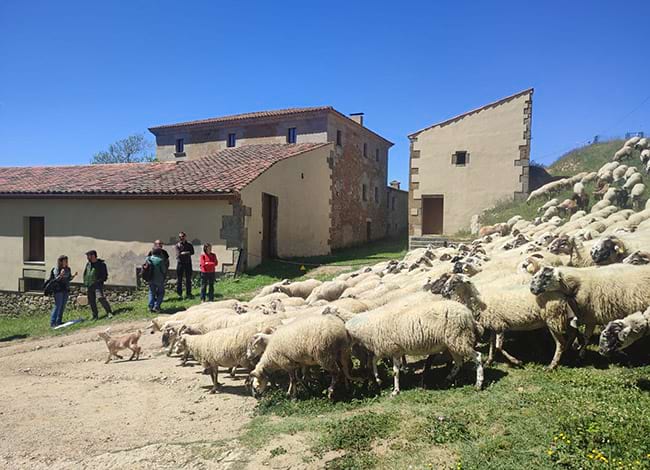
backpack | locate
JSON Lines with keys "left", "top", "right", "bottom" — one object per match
{"left": 43, "top": 268, "right": 61, "bottom": 296}
{"left": 141, "top": 259, "right": 153, "bottom": 283}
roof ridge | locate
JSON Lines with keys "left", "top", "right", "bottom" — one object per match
{"left": 149, "top": 106, "right": 333, "bottom": 131}
{"left": 408, "top": 88, "right": 533, "bottom": 138}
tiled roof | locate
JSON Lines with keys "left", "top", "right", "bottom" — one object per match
{"left": 149, "top": 106, "right": 333, "bottom": 132}
{"left": 0, "top": 143, "right": 330, "bottom": 197}
{"left": 408, "top": 88, "right": 534, "bottom": 138}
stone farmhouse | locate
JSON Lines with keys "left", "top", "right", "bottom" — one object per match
{"left": 0, "top": 106, "right": 403, "bottom": 292}
{"left": 407, "top": 88, "right": 533, "bottom": 243}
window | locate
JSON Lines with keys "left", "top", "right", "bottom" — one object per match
{"left": 363, "top": 143, "right": 367, "bottom": 157}
{"left": 227, "top": 133, "right": 236, "bottom": 148}
{"left": 452, "top": 150, "right": 469, "bottom": 166}
{"left": 374, "top": 187, "right": 379, "bottom": 203}
{"left": 287, "top": 127, "right": 297, "bottom": 144}
{"left": 336, "top": 130, "right": 342, "bottom": 146}
{"left": 375, "top": 148, "right": 380, "bottom": 162}
{"left": 362, "top": 184, "right": 367, "bottom": 201}
{"left": 25, "top": 216, "right": 45, "bottom": 262}
{"left": 175, "top": 138, "right": 184, "bottom": 154}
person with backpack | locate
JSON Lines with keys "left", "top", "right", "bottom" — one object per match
{"left": 199, "top": 243, "right": 219, "bottom": 302}
{"left": 175, "top": 232, "right": 195, "bottom": 299}
{"left": 83, "top": 250, "right": 113, "bottom": 320}
{"left": 47, "top": 255, "right": 77, "bottom": 327}
{"left": 147, "top": 240, "right": 170, "bottom": 271}
{"left": 144, "top": 248, "right": 168, "bottom": 312}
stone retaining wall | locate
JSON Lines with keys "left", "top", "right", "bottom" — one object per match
{"left": 0, "top": 284, "right": 138, "bottom": 317}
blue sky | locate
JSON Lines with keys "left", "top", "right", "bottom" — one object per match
{"left": 1, "top": 0, "right": 649, "bottom": 188}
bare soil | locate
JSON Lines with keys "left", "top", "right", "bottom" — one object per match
{"left": 0, "top": 321, "right": 263, "bottom": 469}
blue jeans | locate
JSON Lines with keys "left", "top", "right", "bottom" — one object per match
{"left": 50, "top": 290, "right": 69, "bottom": 327}
{"left": 148, "top": 283, "right": 165, "bottom": 310}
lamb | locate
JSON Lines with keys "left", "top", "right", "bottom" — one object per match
{"left": 629, "top": 183, "right": 646, "bottom": 210}
{"left": 530, "top": 264, "right": 650, "bottom": 355}
{"left": 558, "top": 199, "right": 578, "bottom": 216}
{"left": 345, "top": 295, "right": 484, "bottom": 394}
{"left": 175, "top": 317, "right": 283, "bottom": 392}
{"left": 442, "top": 274, "right": 572, "bottom": 369}
{"left": 599, "top": 307, "right": 650, "bottom": 356}
{"left": 249, "top": 314, "right": 355, "bottom": 399}
{"left": 306, "top": 280, "right": 349, "bottom": 304}
{"left": 275, "top": 279, "right": 322, "bottom": 299}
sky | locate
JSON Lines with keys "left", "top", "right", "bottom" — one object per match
{"left": 1, "top": 0, "right": 649, "bottom": 189}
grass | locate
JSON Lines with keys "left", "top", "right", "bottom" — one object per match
{"left": 480, "top": 139, "right": 650, "bottom": 227}
{"left": 239, "top": 342, "right": 650, "bottom": 469}
{"left": 0, "top": 237, "right": 407, "bottom": 342}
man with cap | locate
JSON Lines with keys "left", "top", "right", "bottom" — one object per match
{"left": 83, "top": 250, "right": 113, "bottom": 320}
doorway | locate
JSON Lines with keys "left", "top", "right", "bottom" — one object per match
{"left": 422, "top": 195, "right": 444, "bottom": 234}
{"left": 261, "top": 193, "right": 278, "bottom": 260}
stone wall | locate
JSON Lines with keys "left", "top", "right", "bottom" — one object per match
{"left": 0, "top": 284, "right": 138, "bottom": 317}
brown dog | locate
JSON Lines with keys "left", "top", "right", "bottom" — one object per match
{"left": 98, "top": 328, "right": 142, "bottom": 364}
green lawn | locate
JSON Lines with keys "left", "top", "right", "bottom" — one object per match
{"left": 0, "top": 237, "right": 407, "bottom": 342}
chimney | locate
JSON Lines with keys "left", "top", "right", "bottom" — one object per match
{"left": 349, "top": 112, "right": 364, "bottom": 126}
{"left": 389, "top": 180, "right": 401, "bottom": 190}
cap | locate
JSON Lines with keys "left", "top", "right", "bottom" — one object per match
{"left": 85, "top": 250, "right": 97, "bottom": 257}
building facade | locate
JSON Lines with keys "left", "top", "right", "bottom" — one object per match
{"left": 407, "top": 89, "right": 533, "bottom": 238}
{"left": 0, "top": 143, "right": 332, "bottom": 291}
{"left": 149, "top": 106, "right": 394, "bottom": 249}
{"left": 386, "top": 180, "right": 408, "bottom": 237}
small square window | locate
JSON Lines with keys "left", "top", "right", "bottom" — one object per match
{"left": 336, "top": 130, "right": 342, "bottom": 146}
{"left": 227, "top": 133, "right": 236, "bottom": 148}
{"left": 362, "top": 184, "right": 367, "bottom": 201}
{"left": 375, "top": 148, "right": 379, "bottom": 162}
{"left": 452, "top": 150, "right": 469, "bottom": 166}
{"left": 287, "top": 127, "right": 297, "bottom": 144}
{"left": 175, "top": 138, "right": 184, "bottom": 154}
{"left": 363, "top": 143, "right": 367, "bottom": 157}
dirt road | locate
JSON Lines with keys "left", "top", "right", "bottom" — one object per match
{"left": 0, "top": 321, "right": 258, "bottom": 469}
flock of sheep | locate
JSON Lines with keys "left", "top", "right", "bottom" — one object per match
{"left": 145, "top": 138, "right": 650, "bottom": 400}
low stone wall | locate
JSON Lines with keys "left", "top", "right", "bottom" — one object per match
{"left": 0, "top": 284, "right": 138, "bottom": 317}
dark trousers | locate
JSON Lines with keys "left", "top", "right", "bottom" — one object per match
{"left": 200, "top": 272, "right": 215, "bottom": 301}
{"left": 88, "top": 284, "right": 112, "bottom": 319}
{"left": 176, "top": 263, "right": 192, "bottom": 297}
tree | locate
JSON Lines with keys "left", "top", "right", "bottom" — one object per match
{"left": 91, "top": 134, "right": 155, "bottom": 164}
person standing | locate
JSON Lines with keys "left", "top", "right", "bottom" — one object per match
{"left": 49, "top": 255, "right": 77, "bottom": 327}
{"left": 145, "top": 248, "right": 168, "bottom": 312}
{"left": 147, "top": 239, "right": 170, "bottom": 271}
{"left": 199, "top": 243, "right": 219, "bottom": 302}
{"left": 83, "top": 250, "right": 113, "bottom": 320}
{"left": 175, "top": 232, "right": 194, "bottom": 298}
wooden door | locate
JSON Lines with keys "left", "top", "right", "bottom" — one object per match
{"left": 422, "top": 196, "right": 444, "bottom": 234}
{"left": 261, "top": 193, "right": 278, "bottom": 260}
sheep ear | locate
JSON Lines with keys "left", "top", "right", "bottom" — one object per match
{"left": 617, "top": 326, "right": 632, "bottom": 343}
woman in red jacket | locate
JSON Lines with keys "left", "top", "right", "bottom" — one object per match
{"left": 199, "top": 243, "right": 218, "bottom": 302}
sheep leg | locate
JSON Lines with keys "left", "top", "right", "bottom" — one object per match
{"left": 210, "top": 368, "right": 220, "bottom": 394}
{"left": 287, "top": 370, "right": 297, "bottom": 398}
{"left": 128, "top": 347, "right": 137, "bottom": 361}
{"left": 229, "top": 367, "right": 236, "bottom": 378}
{"left": 181, "top": 350, "right": 190, "bottom": 366}
{"left": 546, "top": 328, "right": 567, "bottom": 371}
{"left": 495, "top": 334, "right": 523, "bottom": 367}
{"left": 446, "top": 352, "right": 464, "bottom": 382}
{"left": 485, "top": 332, "right": 496, "bottom": 366}
{"left": 167, "top": 338, "right": 176, "bottom": 357}
{"left": 327, "top": 371, "right": 339, "bottom": 400}
{"left": 371, "top": 356, "right": 381, "bottom": 386}
{"left": 105, "top": 353, "right": 112, "bottom": 364}
{"left": 420, "top": 355, "right": 434, "bottom": 389}
{"left": 114, "top": 353, "right": 123, "bottom": 359}
{"left": 577, "top": 324, "right": 595, "bottom": 359}
{"left": 472, "top": 351, "right": 484, "bottom": 390}
{"left": 391, "top": 356, "right": 402, "bottom": 396}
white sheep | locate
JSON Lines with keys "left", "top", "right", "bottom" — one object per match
{"left": 635, "top": 137, "right": 649, "bottom": 150}
{"left": 249, "top": 314, "right": 355, "bottom": 399}
{"left": 538, "top": 198, "right": 559, "bottom": 214}
{"left": 306, "top": 280, "right": 349, "bottom": 304}
{"left": 612, "top": 164, "right": 628, "bottom": 182}
{"left": 275, "top": 279, "right": 322, "bottom": 299}
{"left": 629, "top": 183, "right": 646, "bottom": 210}
{"left": 345, "top": 297, "right": 484, "bottom": 394}
{"left": 599, "top": 307, "right": 650, "bottom": 356}
{"left": 623, "top": 172, "right": 643, "bottom": 191}
{"left": 641, "top": 149, "right": 650, "bottom": 165}
{"left": 624, "top": 166, "right": 638, "bottom": 179}
{"left": 613, "top": 146, "right": 633, "bottom": 162}
{"left": 530, "top": 264, "right": 650, "bottom": 355}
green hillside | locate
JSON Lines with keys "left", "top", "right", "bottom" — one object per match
{"left": 480, "top": 139, "right": 647, "bottom": 227}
